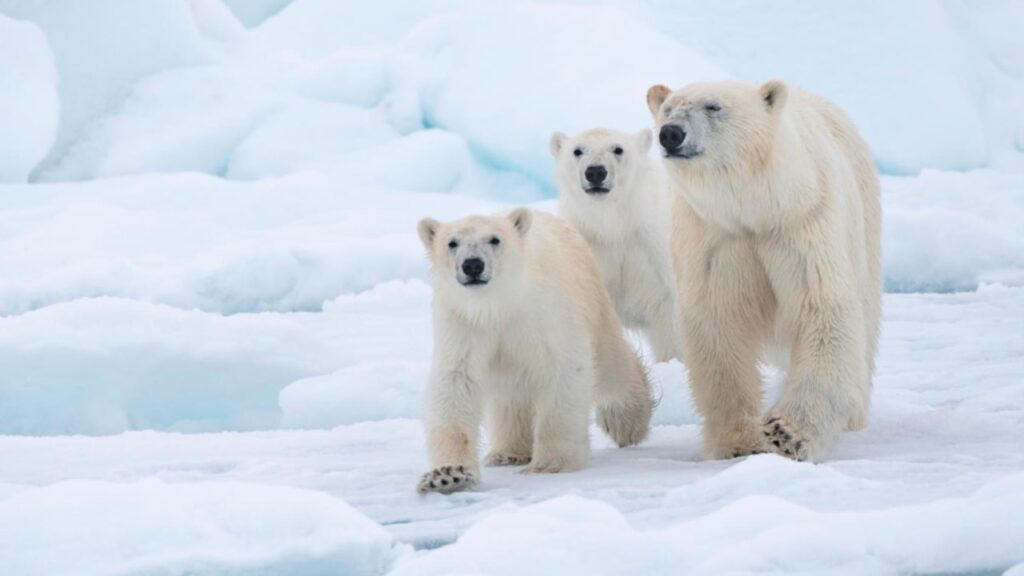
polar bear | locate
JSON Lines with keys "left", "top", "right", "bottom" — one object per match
{"left": 416, "top": 209, "right": 654, "bottom": 494}
{"left": 550, "top": 128, "right": 681, "bottom": 362}
{"left": 646, "top": 80, "right": 882, "bottom": 462}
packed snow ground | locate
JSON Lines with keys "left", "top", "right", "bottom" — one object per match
{"left": 2, "top": 0, "right": 1024, "bottom": 574}
{"left": 2, "top": 285, "right": 1024, "bottom": 574}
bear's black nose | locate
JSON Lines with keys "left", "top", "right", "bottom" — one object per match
{"left": 461, "top": 258, "right": 485, "bottom": 278}
{"left": 659, "top": 124, "right": 686, "bottom": 151}
{"left": 585, "top": 165, "right": 608, "bottom": 185}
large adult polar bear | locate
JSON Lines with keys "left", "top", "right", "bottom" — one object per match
{"left": 550, "top": 128, "right": 681, "bottom": 362}
{"left": 416, "top": 209, "right": 653, "bottom": 494}
{"left": 646, "top": 80, "right": 882, "bottom": 462}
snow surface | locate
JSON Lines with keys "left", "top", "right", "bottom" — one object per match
{"left": 0, "top": 13, "right": 58, "bottom": 182}
{"left": 1, "top": 0, "right": 1024, "bottom": 574}
{"left": 0, "top": 479, "right": 402, "bottom": 576}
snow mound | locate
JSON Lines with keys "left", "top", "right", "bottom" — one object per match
{"left": 393, "top": 474, "right": 1024, "bottom": 575}
{"left": 883, "top": 170, "right": 1024, "bottom": 292}
{"left": 0, "top": 0, "right": 207, "bottom": 181}
{"left": 222, "top": 0, "right": 294, "bottom": 27}
{"left": 280, "top": 361, "right": 427, "bottom": 429}
{"left": 280, "top": 50, "right": 393, "bottom": 108}
{"left": 407, "top": 3, "right": 727, "bottom": 185}
{"left": 0, "top": 14, "right": 58, "bottom": 183}
{"left": 0, "top": 298, "right": 321, "bottom": 435}
{"left": 252, "top": 0, "right": 465, "bottom": 56}
{"left": 45, "top": 66, "right": 284, "bottom": 180}
{"left": 0, "top": 479, "right": 400, "bottom": 576}
{"left": 0, "top": 281, "right": 435, "bottom": 435}
{"left": 632, "top": 0, "right": 990, "bottom": 174}
{"left": 226, "top": 100, "right": 399, "bottom": 179}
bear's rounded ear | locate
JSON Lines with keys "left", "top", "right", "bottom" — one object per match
{"left": 647, "top": 85, "right": 670, "bottom": 118}
{"left": 635, "top": 129, "right": 653, "bottom": 152}
{"left": 508, "top": 208, "right": 532, "bottom": 237}
{"left": 759, "top": 80, "right": 788, "bottom": 113}
{"left": 549, "top": 132, "right": 567, "bottom": 157}
{"left": 417, "top": 217, "right": 440, "bottom": 250}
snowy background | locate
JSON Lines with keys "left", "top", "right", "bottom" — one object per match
{"left": 1, "top": 0, "right": 1023, "bottom": 574}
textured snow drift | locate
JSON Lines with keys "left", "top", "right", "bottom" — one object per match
{"left": 0, "top": 479, "right": 401, "bottom": 576}
{"left": 0, "top": 14, "right": 58, "bottom": 183}
{"left": 391, "top": 474, "right": 1024, "bottom": 575}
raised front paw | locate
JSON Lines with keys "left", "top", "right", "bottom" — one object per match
{"left": 417, "top": 465, "right": 477, "bottom": 494}
{"left": 763, "top": 415, "right": 811, "bottom": 461}
{"left": 484, "top": 452, "right": 531, "bottom": 467}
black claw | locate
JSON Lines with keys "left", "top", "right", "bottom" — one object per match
{"left": 457, "top": 465, "right": 465, "bottom": 472}
{"left": 432, "top": 469, "right": 441, "bottom": 477}
{"left": 442, "top": 465, "right": 452, "bottom": 474}
{"left": 767, "top": 417, "right": 779, "bottom": 424}
{"left": 784, "top": 448, "right": 793, "bottom": 455}
{"left": 772, "top": 440, "right": 781, "bottom": 447}
{"left": 773, "top": 423, "right": 782, "bottom": 433}
{"left": 763, "top": 431, "right": 770, "bottom": 437}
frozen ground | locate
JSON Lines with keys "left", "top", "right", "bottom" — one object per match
{"left": 1, "top": 0, "right": 1024, "bottom": 574}
{"left": 2, "top": 285, "right": 1023, "bottom": 574}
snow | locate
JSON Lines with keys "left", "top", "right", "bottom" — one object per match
{"left": 407, "top": 3, "right": 727, "bottom": 185}
{"left": 389, "top": 473, "right": 1024, "bottom": 575}
{"left": 221, "top": 0, "right": 293, "bottom": 28}
{"left": 1, "top": 0, "right": 1024, "bottom": 573}
{"left": 0, "top": 0, "right": 207, "bottom": 181}
{"left": 630, "top": 0, "right": 994, "bottom": 175}
{"left": 225, "top": 100, "right": 399, "bottom": 179}
{"left": 0, "top": 14, "right": 58, "bottom": 183}
{"left": 0, "top": 479, "right": 401, "bottom": 576}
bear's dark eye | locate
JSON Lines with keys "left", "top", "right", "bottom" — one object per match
{"left": 447, "top": 239, "right": 458, "bottom": 249}
{"left": 613, "top": 146, "right": 624, "bottom": 156}
{"left": 573, "top": 148, "right": 583, "bottom": 157}
{"left": 705, "top": 103, "right": 722, "bottom": 113}
{"left": 489, "top": 236, "right": 500, "bottom": 246}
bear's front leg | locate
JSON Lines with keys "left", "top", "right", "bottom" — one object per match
{"left": 759, "top": 240, "right": 869, "bottom": 462}
{"left": 418, "top": 365, "right": 482, "bottom": 495}
{"left": 680, "top": 237, "right": 773, "bottom": 459}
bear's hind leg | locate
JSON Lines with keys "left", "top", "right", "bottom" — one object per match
{"left": 594, "top": 326, "right": 654, "bottom": 447}
{"left": 646, "top": 297, "right": 682, "bottom": 363}
{"left": 524, "top": 345, "right": 592, "bottom": 474}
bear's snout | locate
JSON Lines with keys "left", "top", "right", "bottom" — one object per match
{"left": 584, "top": 165, "right": 608, "bottom": 189}
{"left": 461, "top": 258, "right": 486, "bottom": 280}
{"left": 659, "top": 124, "right": 686, "bottom": 153}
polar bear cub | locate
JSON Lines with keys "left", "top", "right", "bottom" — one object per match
{"left": 416, "top": 209, "right": 654, "bottom": 494}
{"left": 647, "top": 80, "right": 882, "bottom": 462}
{"left": 551, "top": 128, "right": 680, "bottom": 362}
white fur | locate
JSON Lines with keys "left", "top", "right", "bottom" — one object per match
{"left": 647, "top": 80, "right": 882, "bottom": 462}
{"left": 416, "top": 209, "right": 653, "bottom": 493}
{"left": 550, "top": 128, "right": 681, "bottom": 362}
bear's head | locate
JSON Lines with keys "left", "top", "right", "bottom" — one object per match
{"left": 646, "top": 80, "right": 788, "bottom": 175}
{"left": 417, "top": 209, "right": 532, "bottom": 299}
{"left": 549, "top": 128, "right": 653, "bottom": 201}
